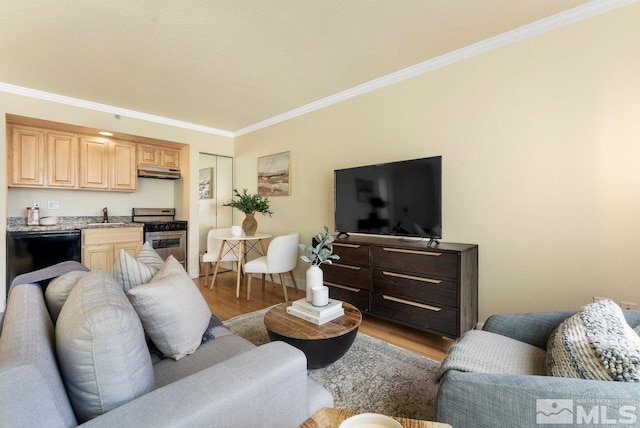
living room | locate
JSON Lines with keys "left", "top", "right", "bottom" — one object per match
{"left": 2, "top": 1, "right": 638, "bottom": 318}
{"left": 1, "top": 2, "right": 640, "bottom": 426}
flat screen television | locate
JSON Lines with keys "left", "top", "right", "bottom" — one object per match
{"left": 334, "top": 156, "right": 442, "bottom": 240}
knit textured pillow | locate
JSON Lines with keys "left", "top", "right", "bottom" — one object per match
{"left": 546, "top": 299, "right": 640, "bottom": 382}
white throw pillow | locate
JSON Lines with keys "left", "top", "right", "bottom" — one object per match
{"left": 44, "top": 270, "right": 88, "bottom": 323}
{"left": 112, "top": 248, "right": 158, "bottom": 292}
{"left": 127, "top": 256, "right": 211, "bottom": 360}
{"left": 55, "top": 271, "right": 154, "bottom": 422}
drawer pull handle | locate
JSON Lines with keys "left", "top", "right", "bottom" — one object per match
{"left": 333, "top": 243, "right": 361, "bottom": 249}
{"left": 333, "top": 264, "right": 361, "bottom": 271}
{"left": 324, "top": 282, "right": 360, "bottom": 292}
{"left": 382, "top": 295, "right": 441, "bottom": 312}
{"left": 382, "top": 271, "right": 441, "bottom": 284}
{"left": 382, "top": 247, "right": 441, "bottom": 257}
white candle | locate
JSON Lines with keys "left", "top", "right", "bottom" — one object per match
{"left": 312, "top": 286, "right": 329, "bottom": 307}
{"left": 231, "top": 225, "right": 242, "bottom": 236}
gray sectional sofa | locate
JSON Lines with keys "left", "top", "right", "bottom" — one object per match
{"left": 435, "top": 309, "right": 640, "bottom": 428}
{"left": 0, "top": 265, "right": 332, "bottom": 427}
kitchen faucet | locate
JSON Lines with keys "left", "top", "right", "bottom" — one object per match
{"left": 102, "top": 207, "right": 108, "bottom": 223}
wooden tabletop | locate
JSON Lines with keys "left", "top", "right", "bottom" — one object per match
{"left": 264, "top": 301, "right": 362, "bottom": 341}
{"left": 299, "top": 407, "right": 452, "bottom": 428}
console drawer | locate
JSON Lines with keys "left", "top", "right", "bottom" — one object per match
{"left": 371, "top": 293, "right": 458, "bottom": 338}
{"left": 373, "top": 246, "right": 458, "bottom": 279}
{"left": 373, "top": 269, "right": 457, "bottom": 308}
{"left": 332, "top": 242, "right": 371, "bottom": 266}
{"left": 322, "top": 263, "right": 372, "bottom": 290}
{"left": 325, "top": 282, "right": 370, "bottom": 312}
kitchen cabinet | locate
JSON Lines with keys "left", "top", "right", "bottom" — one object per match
{"left": 8, "top": 125, "right": 46, "bottom": 187}
{"left": 138, "top": 144, "right": 180, "bottom": 169}
{"left": 82, "top": 227, "right": 143, "bottom": 272}
{"left": 47, "top": 131, "right": 78, "bottom": 188}
{"left": 79, "top": 137, "right": 137, "bottom": 191}
{"left": 8, "top": 125, "right": 78, "bottom": 189}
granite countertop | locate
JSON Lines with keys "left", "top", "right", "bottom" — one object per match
{"left": 6, "top": 216, "right": 143, "bottom": 233}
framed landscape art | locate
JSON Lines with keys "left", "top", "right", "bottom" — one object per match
{"left": 199, "top": 167, "right": 214, "bottom": 199}
{"left": 258, "top": 151, "right": 291, "bottom": 196}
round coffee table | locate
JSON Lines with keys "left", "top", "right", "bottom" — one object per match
{"left": 263, "top": 301, "right": 362, "bottom": 369}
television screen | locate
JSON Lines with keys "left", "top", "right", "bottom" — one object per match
{"left": 334, "top": 156, "right": 442, "bottom": 239}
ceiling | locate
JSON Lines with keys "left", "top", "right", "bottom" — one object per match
{"left": 0, "top": 1, "right": 618, "bottom": 135}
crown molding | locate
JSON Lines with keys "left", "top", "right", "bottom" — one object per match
{"left": 233, "top": 0, "right": 637, "bottom": 137}
{"left": 0, "top": 82, "right": 234, "bottom": 138}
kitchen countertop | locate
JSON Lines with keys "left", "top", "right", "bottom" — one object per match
{"left": 6, "top": 216, "right": 143, "bottom": 233}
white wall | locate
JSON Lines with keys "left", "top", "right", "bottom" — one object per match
{"left": 1, "top": 91, "right": 234, "bottom": 305}
{"left": 233, "top": 3, "right": 640, "bottom": 321}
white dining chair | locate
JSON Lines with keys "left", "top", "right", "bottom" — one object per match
{"left": 243, "top": 232, "right": 300, "bottom": 301}
{"left": 202, "top": 228, "right": 240, "bottom": 290}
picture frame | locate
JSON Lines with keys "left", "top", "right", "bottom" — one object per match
{"left": 258, "top": 151, "right": 291, "bottom": 196}
{"left": 199, "top": 167, "right": 214, "bottom": 199}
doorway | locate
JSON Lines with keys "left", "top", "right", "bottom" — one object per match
{"left": 198, "top": 153, "right": 233, "bottom": 275}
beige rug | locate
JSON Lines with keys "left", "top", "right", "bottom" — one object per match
{"left": 225, "top": 307, "right": 442, "bottom": 420}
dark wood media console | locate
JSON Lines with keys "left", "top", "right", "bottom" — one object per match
{"left": 321, "top": 235, "right": 478, "bottom": 339}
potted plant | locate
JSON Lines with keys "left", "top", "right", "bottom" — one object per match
{"left": 299, "top": 226, "right": 340, "bottom": 302}
{"left": 223, "top": 188, "right": 273, "bottom": 236}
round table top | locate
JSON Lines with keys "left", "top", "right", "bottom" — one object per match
{"left": 263, "top": 301, "right": 362, "bottom": 341}
{"left": 215, "top": 232, "right": 272, "bottom": 241}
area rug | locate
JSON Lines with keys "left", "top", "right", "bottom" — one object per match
{"left": 225, "top": 307, "right": 442, "bottom": 420}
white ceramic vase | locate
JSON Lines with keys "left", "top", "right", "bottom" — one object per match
{"left": 306, "top": 265, "right": 323, "bottom": 302}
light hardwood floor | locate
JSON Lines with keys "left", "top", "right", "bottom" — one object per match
{"left": 194, "top": 271, "right": 452, "bottom": 362}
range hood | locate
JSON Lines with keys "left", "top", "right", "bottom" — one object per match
{"left": 137, "top": 165, "right": 181, "bottom": 180}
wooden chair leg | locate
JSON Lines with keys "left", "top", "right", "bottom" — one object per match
{"left": 288, "top": 271, "right": 299, "bottom": 290}
{"left": 247, "top": 274, "right": 252, "bottom": 301}
{"left": 280, "top": 273, "right": 288, "bottom": 302}
{"left": 262, "top": 273, "right": 266, "bottom": 290}
{"left": 204, "top": 261, "right": 211, "bottom": 283}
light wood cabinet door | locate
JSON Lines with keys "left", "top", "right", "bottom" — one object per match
{"left": 110, "top": 140, "right": 137, "bottom": 191}
{"left": 47, "top": 131, "right": 78, "bottom": 188}
{"left": 138, "top": 144, "right": 180, "bottom": 168}
{"left": 79, "top": 137, "right": 109, "bottom": 190}
{"left": 79, "top": 137, "right": 137, "bottom": 191}
{"left": 160, "top": 148, "right": 180, "bottom": 168}
{"left": 82, "top": 244, "right": 114, "bottom": 272}
{"left": 138, "top": 145, "right": 160, "bottom": 166}
{"left": 9, "top": 125, "right": 46, "bottom": 187}
{"left": 82, "top": 227, "right": 143, "bottom": 272}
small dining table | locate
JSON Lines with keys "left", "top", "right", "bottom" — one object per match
{"left": 209, "top": 232, "right": 272, "bottom": 299}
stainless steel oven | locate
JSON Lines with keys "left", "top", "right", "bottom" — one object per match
{"left": 132, "top": 208, "right": 187, "bottom": 267}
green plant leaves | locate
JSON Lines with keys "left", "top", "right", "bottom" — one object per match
{"left": 222, "top": 188, "right": 273, "bottom": 216}
{"left": 299, "top": 226, "right": 340, "bottom": 266}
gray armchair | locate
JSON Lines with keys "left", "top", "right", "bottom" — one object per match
{"left": 435, "top": 310, "right": 640, "bottom": 428}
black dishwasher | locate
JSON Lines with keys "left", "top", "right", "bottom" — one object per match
{"left": 6, "top": 229, "right": 82, "bottom": 293}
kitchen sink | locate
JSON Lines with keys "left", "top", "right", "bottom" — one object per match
{"left": 84, "top": 222, "right": 126, "bottom": 228}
